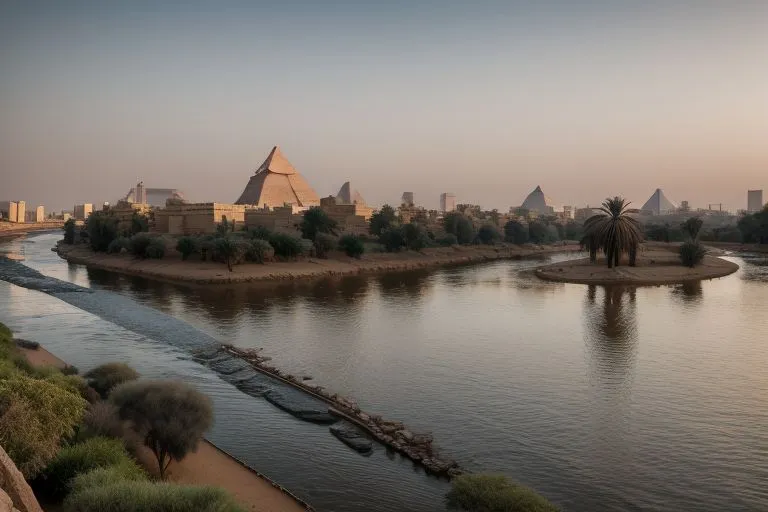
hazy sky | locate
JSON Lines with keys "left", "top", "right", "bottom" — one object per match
{"left": 1, "top": 1, "right": 766, "bottom": 212}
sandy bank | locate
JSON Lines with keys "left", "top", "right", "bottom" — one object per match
{"left": 56, "top": 241, "right": 581, "bottom": 285}
{"left": 17, "top": 343, "right": 309, "bottom": 511}
{"left": 0, "top": 223, "right": 64, "bottom": 240}
{"left": 535, "top": 247, "right": 739, "bottom": 286}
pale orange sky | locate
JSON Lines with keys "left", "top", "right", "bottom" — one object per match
{"left": 1, "top": 1, "right": 766, "bottom": 212}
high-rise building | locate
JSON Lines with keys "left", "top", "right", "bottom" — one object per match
{"left": 74, "top": 203, "right": 93, "bottom": 221}
{"left": 680, "top": 200, "right": 690, "bottom": 212}
{"left": 439, "top": 193, "right": 456, "bottom": 212}
{"left": 25, "top": 206, "right": 45, "bottom": 223}
{"left": 747, "top": 190, "right": 763, "bottom": 213}
{"left": 15, "top": 201, "right": 25, "bottom": 224}
{"left": 401, "top": 192, "right": 414, "bottom": 206}
{"left": 135, "top": 181, "right": 146, "bottom": 204}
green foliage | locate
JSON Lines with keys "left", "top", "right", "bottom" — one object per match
{"left": 0, "top": 321, "right": 12, "bottom": 340}
{"left": 300, "top": 207, "right": 338, "bottom": 241}
{"left": 369, "top": 204, "right": 397, "bottom": 236}
{"left": 176, "top": 236, "right": 199, "bottom": 261}
{"left": 77, "top": 401, "right": 132, "bottom": 444}
{"left": 681, "top": 217, "right": 704, "bottom": 241}
{"left": 212, "top": 236, "right": 248, "bottom": 271}
{"left": 64, "top": 218, "right": 77, "bottom": 244}
{"left": 564, "top": 221, "right": 584, "bottom": 241}
{"left": 436, "top": 233, "right": 459, "bottom": 246}
{"left": 216, "top": 217, "right": 234, "bottom": 236}
{"left": 584, "top": 197, "right": 642, "bottom": 268}
{"left": 443, "top": 212, "right": 476, "bottom": 245}
{"left": 402, "top": 223, "right": 431, "bottom": 250}
{"left": 130, "top": 213, "right": 149, "bottom": 235}
{"left": 338, "top": 234, "right": 365, "bottom": 258}
{"left": 503, "top": 220, "right": 528, "bottom": 244}
{"left": 127, "top": 234, "right": 152, "bottom": 258}
{"left": 268, "top": 233, "right": 305, "bottom": 260}
{"left": 379, "top": 227, "right": 406, "bottom": 252}
{"left": 69, "top": 460, "right": 148, "bottom": 496}
{"left": 143, "top": 238, "right": 165, "bottom": 259}
{"left": 246, "top": 225, "right": 272, "bottom": 240}
{"left": 313, "top": 232, "right": 337, "bottom": 258}
{"left": 737, "top": 208, "right": 768, "bottom": 244}
{"left": 86, "top": 212, "right": 120, "bottom": 252}
{"left": 245, "top": 239, "right": 274, "bottom": 263}
{"left": 528, "top": 221, "right": 554, "bottom": 244}
{"left": 42, "top": 437, "right": 132, "bottom": 500}
{"left": 106, "top": 237, "right": 129, "bottom": 254}
{"left": 84, "top": 363, "right": 139, "bottom": 399}
{"left": 446, "top": 474, "right": 559, "bottom": 512}
{"left": 0, "top": 376, "right": 87, "bottom": 478}
{"left": 679, "top": 240, "right": 706, "bottom": 268}
{"left": 110, "top": 380, "right": 213, "bottom": 480}
{"left": 63, "top": 481, "right": 244, "bottom": 512}
{"left": 477, "top": 224, "right": 502, "bottom": 245}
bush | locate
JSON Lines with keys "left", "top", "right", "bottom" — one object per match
{"left": 42, "top": 437, "right": 132, "bottom": 500}
{"left": 402, "top": 223, "right": 431, "bottom": 250}
{"left": 63, "top": 481, "right": 244, "bottom": 512}
{"left": 369, "top": 205, "right": 397, "bottom": 236}
{"left": 443, "top": 212, "right": 476, "bottom": 245}
{"left": 62, "top": 365, "right": 80, "bottom": 376}
{"left": 69, "top": 460, "right": 148, "bottom": 496}
{"left": 446, "top": 474, "right": 559, "bottom": 512}
{"left": 477, "top": 224, "right": 502, "bottom": 245}
{"left": 0, "top": 376, "right": 87, "bottom": 478}
{"left": 14, "top": 338, "right": 40, "bottom": 350}
{"left": 268, "top": 233, "right": 305, "bottom": 260}
{"left": 300, "top": 207, "right": 338, "bottom": 241}
{"left": 78, "top": 402, "right": 132, "bottom": 444}
{"left": 338, "top": 234, "right": 365, "bottom": 258}
{"left": 379, "top": 227, "right": 406, "bottom": 252}
{"left": 176, "top": 236, "right": 199, "bottom": 261}
{"left": 86, "top": 212, "right": 120, "bottom": 252}
{"left": 127, "top": 234, "right": 152, "bottom": 258}
{"left": 436, "top": 233, "right": 458, "bottom": 247}
{"left": 106, "top": 237, "right": 129, "bottom": 254}
{"left": 64, "top": 218, "right": 77, "bottom": 244}
{"left": 679, "top": 241, "right": 706, "bottom": 268}
{"left": 503, "top": 220, "right": 529, "bottom": 244}
{"left": 313, "top": 232, "right": 337, "bottom": 258}
{"left": 212, "top": 237, "right": 248, "bottom": 271}
{"left": 246, "top": 225, "right": 272, "bottom": 240}
{"left": 84, "top": 363, "right": 139, "bottom": 399}
{"left": 110, "top": 380, "right": 213, "bottom": 480}
{"left": 244, "top": 239, "right": 274, "bottom": 263}
{"left": 143, "top": 238, "right": 166, "bottom": 259}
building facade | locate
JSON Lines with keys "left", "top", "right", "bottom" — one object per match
{"left": 0, "top": 201, "right": 25, "bottom": 223}
{"left": 748, "top": 190, "right": 764, "bottom": 213}
{"left": 24, "top": 206, "right": 45, "bottom": 223}
{"left": 401, "top": 192, "right": 414, "bottom": 206}
{"left": 73, "top": 204, "right": 93, "bottom": 221}
{"left": 439, "top": 193, "right": 456, "bottom": 212}
{"left": 154, "top": 203, "right": 245, "bottom": 235}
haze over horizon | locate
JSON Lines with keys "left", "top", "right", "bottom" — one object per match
{"left": 1, "top": 1, "right": 766, "bottom": 213}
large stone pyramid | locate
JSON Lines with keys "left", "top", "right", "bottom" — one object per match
{"left": 641, "top": 188, "right": 676, "bottom": 215}
{"left": 235, "top": 146, "right": 320, "bottom": 208}
{"left": 335, "top": 181, "right": 366, "bottom": 205}
{"left": 521, "top": 185, "right": 555, "bottom": 213}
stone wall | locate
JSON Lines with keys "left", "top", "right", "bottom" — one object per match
{"left": 244, "top": 206, "right": 301, "bottom": 234}
{"left": 154, "top": 203, "right": 245, "bottom": 235}
{"left": 0, "top": 446, "right": 42, "bottom": 512}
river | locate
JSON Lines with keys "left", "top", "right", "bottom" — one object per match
{"left": 1, "top": 233, "right": 767, "bottom": 511}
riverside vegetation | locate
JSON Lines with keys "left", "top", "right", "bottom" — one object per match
{"left": 0, "top": 321, "right": 243, "bottom": 511}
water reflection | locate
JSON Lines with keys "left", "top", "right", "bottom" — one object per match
{"left": 670, "top": 280, "right": 703, "bottom": 305}
{"left": 376, "top": 270, "right": 432, "bottom": 299}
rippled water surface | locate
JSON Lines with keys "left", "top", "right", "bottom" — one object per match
{"left": 2, "top": 234, "right": 768, "bottom": 511}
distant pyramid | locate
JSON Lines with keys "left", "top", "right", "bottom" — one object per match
{"left": 641, "top": 188, "right": 676, "bottom": 215}
{"left": 235, "top": 146, "right": 320, "bottom": 208}
{"left": 335, "top": 181, "right": 366, "bottom": 205}
{"left": 521, "top": 185, "right": 555, "bottom": 213}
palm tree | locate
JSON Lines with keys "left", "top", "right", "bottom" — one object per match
{"left": 584, "top": 197, "right": 642, "bottom": 268}
{"left": 681, "top": 217, "right": 703, "bottom": 241}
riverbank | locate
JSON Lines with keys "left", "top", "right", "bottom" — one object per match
{"left": 535, "top": 245, "right": 739, "bottom": 285}
{"left": 16, "top": 341, "right": 310, "bottom": 512}
{"left": 0, "top": 222, "right": 64, "bottom": 240}
{"left": 55, "top": 241, "right": 582, "bottom": 285}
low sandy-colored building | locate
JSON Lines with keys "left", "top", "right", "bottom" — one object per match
{"left": 320, "top": 196, "right": 372, "bottom": 235}
{"left": 244, "top": 206, "right": 302, "bottom": 234}
{"left": 154, "top": 202, "right": 245, "bottom": 235}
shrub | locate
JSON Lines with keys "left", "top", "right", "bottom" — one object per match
{"left": 62, "top": 365, "right": 80, "bottom": 375}
{"left": 268, "top": 233, "right": 304, "bottom": 260}
{"left": 84, "top": 363, "right": 139, "bottom": 399}
{"left": 127, "top": 234, "right": 152, "bottom": 258}
{"left": 313, "top": 232, "right": 337, "bottom": 258}
{"left": 477, "top": 224, "right": 502, "bottom": 245}
{"left": 402, "top": 223, "right": 431, "bottom": 250}
{"left": 379, "top": 227, "right": 406, "bottom": 252}
{"left": 300, "top": 207, "right": 338, "bottom": 241}
{"left": 14, "top": 338, "right": 40, "bottom": 350}
{"left": 0, "top": 376, "right": 87, "bottom": 478}
{"left": 212, "top": 237, "right": 248, "bottom": 271}
{"left": 86, "top": 212, "right": 120, "bottom": 252}
{"left": 107, "top": 237, "right": 129, "bottom": 254}
{"left": 78, "top": 401, "right": 132, "bottom": 444}
{"left": 245, "top": 239, "right": 274, "bottom": 263}
{"left": 110, "top": 380, "right": 213, "bottom": 480}
{"left": 143, "top": 238, "right": 166, "bottom": 259}
{"left": 246, "top": 225, "right": 272, "bottom": 240}
{"left": 446, "top": 474, "right": 559, "bottom": 512}
{"left": 504, "top": 220, "right": 529, "bottom": 244}
{"left": 176, "top": 236, "right": 199, "bottom": 261}
{"left": 42, "top": 437, "right": 131, "bottom": 500}
{"left": 435, "top": 233, "right": 458, "bottom": 247}
{"left": 679, "top": 241, "right": 706, "bottom": 268}
{"left": 64, "top": 218, "right": 77, "bottom": 244}
{"left": 443, "top": 212, "right": 476, "bottom": 245}
{"left": 130, "top": 213, "right": 149, "bottom": 235}
{"left": 69, "top": 460, "right": 148, "bottom": 496}
{"left": 63, "top": 481, "right": 244, "bottom": 512}
{"left": 338, "top": 234, "right": 365, "bottom": 258}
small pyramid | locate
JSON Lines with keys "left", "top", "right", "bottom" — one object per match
{"left": 235, "top": 146, "right": 320, "bottom": 207}
{"left": 335, "top": 181, "right": 366, "bottom": 205}
{"left": 641, "top": 188, "right": 676, "bottom": 215}
{"left": 521, "top": 185, "right": 555, "bottom": 213}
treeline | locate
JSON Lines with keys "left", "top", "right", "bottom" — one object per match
{"left": 644, "top": 207, "right": 768, "bottom": 245}
{"left": 0, "top": 322, "right": 244, "bottom": 511}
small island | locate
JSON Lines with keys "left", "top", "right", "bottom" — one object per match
{"left": 535, "top": 197, "right": 740, "bottom": 286}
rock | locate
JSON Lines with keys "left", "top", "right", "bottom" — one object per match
{"left": 0, "top": 445, "right": 43, "bottom": 512}
{"left": 329, "top": 422, "right": 373, "bottom": 454}
{"left": 1, "top": 489, "right": 12, "bottom": 512}
{"left": 358, "top": 412, "right": 370, "bottom": 423}
{"left": 395, "top": 429, "right": 414, "bottom": 442}
{"left": 263, "top": 388, "right": 337, "bottom": 424}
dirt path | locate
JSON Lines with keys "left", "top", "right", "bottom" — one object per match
{"left": 18, "top": 345, "right": 308, "bottom": 511}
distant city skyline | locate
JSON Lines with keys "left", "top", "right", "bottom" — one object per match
{"left": 1, "top": 1, "right": 766, "bottom": 212}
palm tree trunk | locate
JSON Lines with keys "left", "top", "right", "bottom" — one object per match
{"left": 629, "top": 245, "right": 637, "bottom": 267}
{"left": 614, "top": 250, "right": 620, "bottom": 267}
{"left": 606, "top": 247, "right": 614, "bottom": 268}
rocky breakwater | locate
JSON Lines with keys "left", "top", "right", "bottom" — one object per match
{"left": 220, "top": 345, "right": 462, "bottom": 478}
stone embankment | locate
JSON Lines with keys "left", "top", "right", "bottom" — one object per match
{"left": 220, "top": 344, "right": 462, "bottom": 478}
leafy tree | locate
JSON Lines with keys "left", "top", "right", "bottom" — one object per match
{"left": 443, "top": 212, "right": 476, "bottom": 245}
{"left": 268, "top": 233, "right": 305, "bottom": 260}
{"left": 338, "top": 234, "right": 365, "bottom": 258}
{"left": 128, "top": 233, "right": 152, "bottom": 258}
{"left": 176, "top": 236, "right": 199, "bottom": 261}
{"left": 737, "top": 207, "right": 768, "bottom": 244}
{"left": 246, "top": 225, "right": 271, "bottom": 240}
{"left": 0, "top": 376, "right": 87, "bottom": 478}
{"left": 402, "top": 223, "right": 431, "bottom": 250}
{"left": 245, "top": 239, "right": 274, "bottom": 263}
{"left": 84, "top": 363, "right": 139, "bottom": 399}
{"left": 436, "top": 233, "right": 459, "bottom": 246}
{"left": 379, "top": 227, "right": 406, "bottom": 252}
{"left": 477, "top": 224, "right": 502, "bottom": 245}
{"left": 300, "top": 207, "right": 338, "bottom": 241}
{"left": 213, "top": 236, "right": 247, "bottom": 271}
{"left": 144, "top": 238, "right": 166, "bottom": 259}
{"left": 130, "top": 213, "right": 149, "bottom": 235}
{"left": 64, "top": 218, "right": 76, "bottom": 244}
{"left": 644, "top": 223, "right": 671, "bottom": 242}
{"left": 86, "top": 212, "right": 119, "bottom": 252}
{"left": 528, "top": 221, "right": 551, "bottom": 244}
{"left": 681, "top": 217, "right": 703, "bottom": 241}
{"left": 369, "top": 205, "right": 397, "bottom": 236}
{"left": 679, "top": 241, "right": 706, "bottom": 268}
{"left": 446, "top": 474, "right": 558, "bottom": 512}
{"left": 583, "top": 197, "right": 642, "bottom": 268}
{"left": 107, "top": 237, "right": 130, "bottom": 254}
{"left": 503, "top": 220, "right": 529, "bottom": 244}
{"left": 313, "top": 232, "right": 337, "bottom": 258}
{"left": 110, "top": 380, "right": 213, "bottom": 480}
{"left": 564, "top": 221, "right": 584, "bottom": 241}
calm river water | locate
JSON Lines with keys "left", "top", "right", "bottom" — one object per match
{"left": 1, "top": 233, "right": 767, "bottom": 511}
